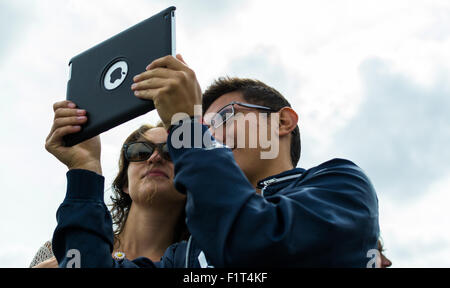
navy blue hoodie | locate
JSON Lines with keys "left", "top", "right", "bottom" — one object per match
{"left": 52, "top": 169, "right": 208, "bottom": 268}
{"left": 52, "top": 121, "right": 379, "bottom": 267}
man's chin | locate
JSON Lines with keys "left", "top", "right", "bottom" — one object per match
{"left": 231, "top": 149, "right": 248, "bottom": 170}
{"left": 231, "top": 147, "right": 240, "bottom": 156}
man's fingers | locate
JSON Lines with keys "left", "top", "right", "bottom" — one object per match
{"left": 53, "top": 100, "right": 76, "bottom": 112}
{"left": 133, "top": 68, "right": 174, "bottom": 83}
{"left": 134, "top": 87, "right": 164, "bottom": 101}
{"left": 176, "top": 54, "right": 187, "bottom": 65}
{"left": 131, "top": 77, "right": 172, "bottom": 91}
{"left": 146, "top": 55, "right": 186, "bottom": 71}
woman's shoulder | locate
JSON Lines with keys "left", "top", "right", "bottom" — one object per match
{"left": 29, "top": 240, "right": 54, "bottom": 268}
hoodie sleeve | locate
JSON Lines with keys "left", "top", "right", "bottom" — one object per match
{"left": 52, "top": 169, "right": 189, "bottom": 268}
{"left": 168, "top": 121, "right": 379, "bottom": 267}
{"left": 52, "top": 169, "right": 115, "bottom": 267}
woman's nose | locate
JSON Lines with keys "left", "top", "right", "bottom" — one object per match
{"left": 381, "top": 254, "right": 392, "bottom": 268}
{"left": 382, "top": 258, "right": 392, "bottom": 268}
{"left": 146, "top": 149, "right": 163, "bottom": 164}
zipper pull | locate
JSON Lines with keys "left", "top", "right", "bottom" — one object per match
{"left": 262, "top": 178, "right": 277, "bottom": 187}
{"left": 261, "top": 178, "right": 277, "bottom": 197}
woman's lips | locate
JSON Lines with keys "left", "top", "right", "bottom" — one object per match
{"left": 147, "top": 172, "right": 168, "bottom": 178}
{"left": 145, "top": 169, "right": 169, "bottom": 178}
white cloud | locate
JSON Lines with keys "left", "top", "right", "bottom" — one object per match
{"left": 334, "top": 57, "right": 450, "bottom": 200}
{"left": 380, "top": 173, "right": 450, "bottom": 267}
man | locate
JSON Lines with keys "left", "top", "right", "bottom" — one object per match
{"left": 131, "top": 54, "right": 380, "bottom": 267}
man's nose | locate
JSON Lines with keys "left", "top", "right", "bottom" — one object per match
{"left": 209, "top": 126, "right": 226, "bottom": 145}
{"left": 208, "top": 126, "right": 216, "bottom": 138}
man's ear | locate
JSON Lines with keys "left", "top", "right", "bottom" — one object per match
{"left": 278, "top": 107, "right": 298, "bottom": 137}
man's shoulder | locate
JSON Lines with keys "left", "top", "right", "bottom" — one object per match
{"left": 289, "top": 158, "right": 379, "bottom": 217}
{"left": 293, "top": 158, "right": 376, "bottom": 198}
{"left": 305, "top": 158, "right": 368, "bottom": 179}
{"left": 312, "top": 157, "right": 359, "bottom": 170}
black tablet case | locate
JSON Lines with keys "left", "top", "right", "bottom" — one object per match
{"left": 63, "top": 6, "right": 176, "bottom": 146}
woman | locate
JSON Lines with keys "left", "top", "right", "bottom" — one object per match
{"left": 110, "top": 123, "right": 189, "bottom": 260}
{"left": 377, "top": 238, "right": 392, "bottom": 268}
{"left": 35, "top": 100, "right": 206, "bottom": 267}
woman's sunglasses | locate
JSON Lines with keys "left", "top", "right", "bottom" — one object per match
{"left": 123, "top": 142, "right": 171, "bottom": 162}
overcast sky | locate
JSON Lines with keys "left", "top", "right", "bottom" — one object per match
{"left": 1, "top": 0, "right": 449, "bottom": 267}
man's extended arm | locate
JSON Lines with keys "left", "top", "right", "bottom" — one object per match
{"left": 168, "top": 122, "right": 379, "bottom": 267}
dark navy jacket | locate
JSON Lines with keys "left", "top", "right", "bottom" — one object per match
{"left": 52, "top": 121, "right": 379, "bottom": 267}
{"left": 168, "top": 121, "right": 379, "bottom": 267}
{"left": 52, "top": 169, "right": 208, "bottom": 268}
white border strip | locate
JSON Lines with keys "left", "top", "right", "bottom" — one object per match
{"left": 171, "top": 10, "right": 176, "bottom": 56}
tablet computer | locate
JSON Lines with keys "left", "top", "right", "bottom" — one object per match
{"left": 63, "top": 6, "right": 176, "bottom": 146}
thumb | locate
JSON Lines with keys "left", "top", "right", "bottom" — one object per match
{"left": 176, "top": 54, "right": 187, "bottom": 65}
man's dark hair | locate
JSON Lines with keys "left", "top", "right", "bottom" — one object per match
{"left": 202, "top": 77, "right": 301, "bottom": 167}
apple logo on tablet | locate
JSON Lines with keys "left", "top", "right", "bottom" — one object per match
{"left": 110, "top": 67, "right": 125, "bottom": 84}
{"left": 104, "top": 60, "right": 128, "bottom": 90}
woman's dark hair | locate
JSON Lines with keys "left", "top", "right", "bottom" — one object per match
{"left": 202, "top": 77, "right": 301, "bottom": 167}
{"left": 109, "top": 123, "right": 189, "bottom": 246}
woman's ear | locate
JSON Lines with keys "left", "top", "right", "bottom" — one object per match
{"left": 123, "top": 185, "right": 129, "bottom": 195}
{"left": 278, "top": 107, "right": 298, "bottom": 137}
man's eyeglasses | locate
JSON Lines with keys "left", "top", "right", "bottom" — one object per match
{"left": 208, "top": 101, "right": 278, "bottom": 129}
{"left": 123, "top": 142, "right": 171, "bottom": 162}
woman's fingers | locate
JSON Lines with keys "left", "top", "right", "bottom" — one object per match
{"left": 53, "top": 115, "right": 87, "bottom": 129}
{"left": 53, "top": 100, "right": 76, "bottom": 112}
{"left": 47, "top": 101, "right": 87, "bottom": 142}
{"left": 45, "top": 125, "right": 81, "bottom": 152}
{"left": 54, "top": 107, "right": 86, "bottom": 119}
{"left": 52, "top": 125, "right": 82, "bottom": 140}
